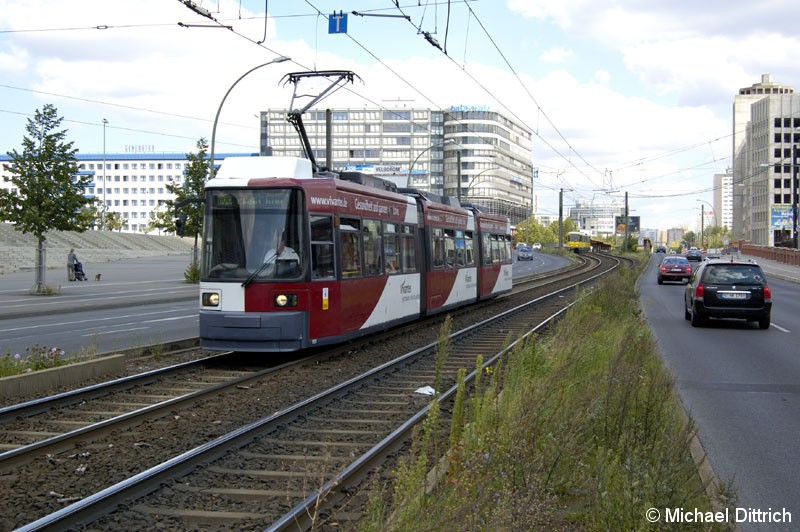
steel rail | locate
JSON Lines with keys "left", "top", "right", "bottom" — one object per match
{"left": 0, "top": 352, "right": 231, "bottom": 423}
{"left": 0, "top": 353, "right": 307, "bottom": 472}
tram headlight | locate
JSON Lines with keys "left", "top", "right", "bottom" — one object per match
{"left": 274, "top": 293, "right": 298, "bottom": 307}
{"left": 202, "top": 292, "right": 220, "bottom": 307}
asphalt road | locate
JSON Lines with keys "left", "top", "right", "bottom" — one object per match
{"left": 0, "top": 251, "right": 571, "bottom": 358}
{"left": 0, "top": 254, "right": 198, "bottom": 357}
{"left": 512, "top": 248, "right": 565, "bottom": 275}
{"left": 639, "top": 255, "right": 800, "bottom": 531}
{"left": 0, "top": 299, "right": 199, "bottom": 358}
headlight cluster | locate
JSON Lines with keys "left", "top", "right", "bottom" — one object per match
{"left": 274, "top": 293, "right": 299, "bottom": 307}
{"left": 202, "top": 292, "right": 220, "bottom": 307}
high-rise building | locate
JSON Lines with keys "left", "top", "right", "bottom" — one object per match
{"left": 260, "top": 108, "right": 446, "bottom": 190}
{"left": 666, "top": 227, "right": 686, "bottom": 247}
{"left": 713, "top": 169, "right": 733, "bottom": 230}
{"left": 260, "top": 106, "right": 534, "bottom": 225}
{"left": 732, "top": 74, "right": 797, "bottom": 245}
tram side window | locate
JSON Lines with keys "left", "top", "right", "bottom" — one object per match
{"left": 464, "top": 231, "right": 475, "bottom": 267}
{"left": 340, "top": 217, "right": 362, "bottom": 277}
{"left": 492, "top": 236, "right": 503, "bottom": 264}
{"left": 401, "top": 225, "right": 417, "bottom": 272}
{"left": 384, "top": 223, "right": 400, "bottom": 274}
{"left": 455, "top": 230, "right": 466, "bottom": 267}
{"left": 363, "top": 219, "right": 382, "bottom": 276}
{"left": 444, "top": 228, "right": 456, "bottom": 268}
{"left": 432, "top": 228, "right": 446, "bottom": 269}
{"left": 503, "top": 236, "right": 511, "bottom": 263}
{"left": 310, "top": 215, "right": 335, "bottom": 279}
{"left": 481, "top": 233, "right": 492, "bottom": 265}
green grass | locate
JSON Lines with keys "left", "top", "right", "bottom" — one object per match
{"left": 362, "top": 260, "right": 730, "bottom": 531}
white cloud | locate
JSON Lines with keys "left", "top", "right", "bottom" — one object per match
{"left": 539, "top": 46, "right": 573, "bottom": 64}
{"left": 508, "top": 0, "right": 800, "bottom": 108}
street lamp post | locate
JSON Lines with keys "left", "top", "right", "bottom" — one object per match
{"left": 407, "top": 138, "right": 455, "bottom": 190}
{"left": 696, "top": 199, "right": 716, "bottom": 249}
{"left": 209, "top": 56, "right": 290, "bottom": 180}
{"left": 463, "top": 166, "right": 497, "bottom": 197}
{"left": 793, "top": 144, "right": 799, "bottom": 249}
{"left": 456, "top": 150, "right": 462, "bottom": 203}
{"left": 558, "top": 188, "right": 573, "bottom": 249}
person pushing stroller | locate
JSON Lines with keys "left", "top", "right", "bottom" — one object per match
{"left": 67, "top": 248, "right": 88, "bottom": 281}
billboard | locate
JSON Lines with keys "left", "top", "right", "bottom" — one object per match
{"left": 615, "top": 216, "right": 640, "bottom": 236}
{"left": 771, "top": 206, "right": 792, "bottom": 230}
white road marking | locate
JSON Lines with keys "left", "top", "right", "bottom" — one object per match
{"left": 0, "top": 310, "right": 196, "bottom": 333}
{"left": 85, "top": 327, "right": 150, "bottom": 336}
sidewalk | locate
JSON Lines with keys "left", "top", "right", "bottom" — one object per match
{"left": 0, "top": 254, "right": 197, "bottom": 320}
{"left": 736, "top": 253, "right": 800, "bottom": 284}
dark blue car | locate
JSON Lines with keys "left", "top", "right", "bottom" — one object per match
{"left": 686, "top": 249, "right": 703, "bottom": 261}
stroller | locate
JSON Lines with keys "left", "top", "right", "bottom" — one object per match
{"left": 74, "top": 260, "right": 88, "bottom": 281}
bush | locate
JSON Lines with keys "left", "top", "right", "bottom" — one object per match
{"left": 184, "top": 261, "right": 200, "bottom": 284}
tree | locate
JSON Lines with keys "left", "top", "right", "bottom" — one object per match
{"left": 0, "top": 104, "right": 95, "bottom": 294}
{"left": 104, "top": 211, "right": 127, "bottom": 232}
{"left": 683, "top": 231, "right": 696, "bottom": 248}
{"left": 149, "top": 137, "right": 209, "bottom": 265}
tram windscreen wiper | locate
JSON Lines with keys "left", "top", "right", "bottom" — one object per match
{"left": 241, "top": 250, "right": 281, "bottom": 287}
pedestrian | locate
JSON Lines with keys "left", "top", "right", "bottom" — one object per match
{"left": 67, "top": 248, "right": 77, "bottom": 281}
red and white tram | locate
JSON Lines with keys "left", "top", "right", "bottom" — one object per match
{"left": 198, "top": 156, "right": 512, "bottom": 352}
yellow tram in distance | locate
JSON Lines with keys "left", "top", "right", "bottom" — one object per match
{"left": 566, "top": 231, "right": 591, "bottom": 252}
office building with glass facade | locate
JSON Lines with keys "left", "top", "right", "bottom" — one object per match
{"left": 260, "top": 106, "right": 534, "bottom": 224}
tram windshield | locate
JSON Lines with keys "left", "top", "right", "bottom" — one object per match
{"left": 201, "top": 188, "right": 306, "bottom": 282}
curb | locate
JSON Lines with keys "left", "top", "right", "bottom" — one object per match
{"left": 0, "top": 338, "right": 201, "bottom": 400}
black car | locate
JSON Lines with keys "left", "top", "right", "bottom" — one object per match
{"left": 684, "top": 259, "right": 772, "bottom": 329}
{"left": 686, "top": 248, "right": 703, "bottom": 261}
{"left": 655, "top": 246, "right": 667, "bottom": 253}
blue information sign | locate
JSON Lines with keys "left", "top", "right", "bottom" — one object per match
{"left": 329, "top": 12, "right": 348, "bottom": 34}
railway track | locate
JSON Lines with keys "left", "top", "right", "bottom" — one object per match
{"left": 0, "top": 352, "right": 305, "bottom": 472}
{"left": 13, "top": 252, "right": 622, "bottom": 531}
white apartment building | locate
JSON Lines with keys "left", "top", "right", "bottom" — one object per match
{"left": 260, "top": 105, "right": 535, "bottom": 225}
{"left": 732, "top": 74, "right": 798, "bottom": 245}
{"left": 739, "top": 94, "right": 800, "bottom": 246}
{"left": 1, "top": 152, "right": 249, "bottom": 233}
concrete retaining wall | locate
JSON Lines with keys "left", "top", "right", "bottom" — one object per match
{"left": 0, "top": 355, "right": 126, "bottom": 400}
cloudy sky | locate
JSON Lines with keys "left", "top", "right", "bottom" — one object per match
{"left": 3, "top": 0, "right": 800, "bottom": 231}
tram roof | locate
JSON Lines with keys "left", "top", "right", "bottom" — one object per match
{"left": 211, "top": 156, "right": 313, "bottom": 184}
